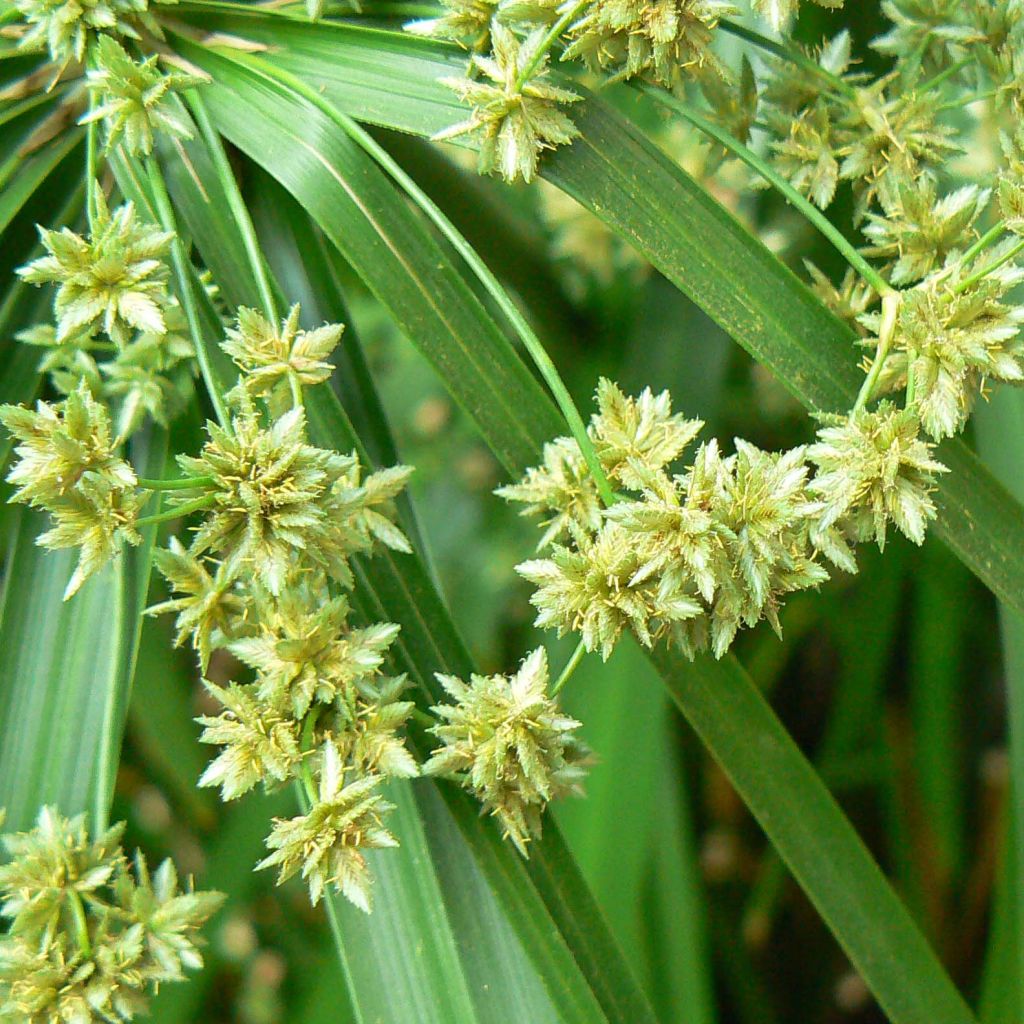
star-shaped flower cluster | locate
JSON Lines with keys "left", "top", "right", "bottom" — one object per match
{"left": 504, "top": 380, "right": 948, "bottom": 663}
{"left": 18, "top": 194, "right": 174, "bottom": 349}
{"left": 424, "top": 648, "right": 590, "bottom": 853}
{"left": 80, "top": 35, "right": 204, "bottom": 156}
{"left": 0, "top": 807, "right": 222, "bottom": 1024}
{"left": 0, "top": 384, "right": 142, "bottom": 597}
{"left": 435, "top": 25, "right": 581, "bottom": 184}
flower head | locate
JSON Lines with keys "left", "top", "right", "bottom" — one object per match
{"left": 0, "top": 807, "right": 221, "bottom": 1024}
{"left": 861, "top": 180, "right": 990, "bottom": 285}
{"left": 808, "top": 402, "right": 947, "bottom": 547}
{"left": 12, "top": 0, "right": 150, "bottom": 66}
{"left": 80, "top": 36, "right": 204, "bottom": 156}
{"left": 889, "top": 248, "right": 1024, "bottom": 438}
{"left": 424, "top": 647, "right": 590, "bottom": 853}
{"left": 496, "top": 437, "right": 602, "bottom": 548}
{"left": 222, "top": 304, "right": 343, "bottom": 416}
{"left": 435, "top": 24, "right": 581, "bottom": 184}
{"left": 197, "top": 682, "right": 303, "bottom": 800}
{"left": 562, "top": 0, "right": 735, "bottom": 88}
{"left": 18, "top": 194, "right": 173, "bottom": 347}
{"left": 258, "top": 743, "right": 397, "bottom": 910}
{"left": 228, "top": 591, "right": 400, "bottom": 719}
{"left": 405, "top": 0, "right": 497, "bottom": 47}
{"left": 174, "top": 399, "right": 353, "bottom": 593}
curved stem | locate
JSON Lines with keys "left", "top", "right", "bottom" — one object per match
{"left": 958, "top": 220, "right": 1006, "bottom": 268}
{"left": 552, "top": 639, "right": 587, "bottom": 697}
{"left": 639, "top": 85, "right": 893, "bottom": 298}
{"left": 852, "top": 291, "right": 899, "bottom": 414}
{"left": 513, "top": 0, "right": 587, "bottom": 91}
{"left": 718, "top": 19, "right": 857, "bottom": 100}
{"left": 918, "top": 55, "right": 972, "bottom": 93}
{"left": 289, "top": 371, "right": 304, "bottom": 411}
{"left": 135, "top": 493, "right": 216, "bottom": 527}
{"left": 137, "top": 474, "right": 216, "bottom": 491}
{"left": 235, "top": 51, "right": 617, "bottom": 506}
{"left": 67, "top": 889, "right": 93, "bottom": 958}
{"left": 144, "top": 154, "right": 231, "bottom": 426}
{"left": 955, "top": 236, "right": 1024, "bottom": 294}
{"left": 187, "top": 88, "right": 280, "bottom": 323}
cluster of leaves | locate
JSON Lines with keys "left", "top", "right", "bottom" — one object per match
{"left": 502, "top": 380, "right": 944, "bottom": 660}
{"left": 0, "top": 808, "right": 222, "bottom": 1024}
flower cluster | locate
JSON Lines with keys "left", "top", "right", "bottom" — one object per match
{"left": 862, "top": 244, "right": 1024, "bottom": 441}
{"left": 424, "top": 647, "right": 590, "bottom": 853}
{"left": 503, "top": 380, "right": 944, "bottom": 661}
{"left": 0, "top": 384, "right": 143, "bottom": 598}
{"left": 432, "top": 25, "right": 581, "bottom": 184}
{"left": 11, "top": 0, "right": 163, "bottom": 67}
{"left": 80, "top": 35, "right": 204, "bottom": 156}
{"left": 140, "top": 329, "right": 418, "bottom": 912}
{"left": 0, "top": 807, "right": 222, "bottom": 1024}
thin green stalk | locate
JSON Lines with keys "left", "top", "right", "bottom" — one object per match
{"left": 853, "top": 291, "right": 899, "bottom": 413}
{"left": 639, "top": 85, "right": 893, "bottom": 298}
{"left": 135, "top": 493, "right": 216, "bottom": 527}
{"left": 959, "top": 220, "right": 1007, "bottom": 268}
{"left": 918, "top": 55, "right": 973, "bottom": 93}
{"left": 718, "top": 18, "right": 857, "bottom": 100}
{"left": 136, "top": 474, "right": 215, "bottom": 491}
{"left": 552, "top": 639, "right": 587, "bottom": 696}
{"left": 955, "top": 236, "right": 1024, "bottom": 293}
{"left": 67, "top": 889, "right": 93, "bottom": 958}
{"left": 289, "top": 370, "right": 304, "bottom": 411}
{"left": 513, "top": 0, "right": 587, "bottom": 90}
{"left": 144, "top": 155, "right": 230, "bottom": 426}
{"left": 236, "top": 51, "right": 617, "bottom": 505}
{"left": 187, "top": 89, "right": 280, "bottom": 323}
{"left": 86, "top": 120, "right": 99, "bottom": 230}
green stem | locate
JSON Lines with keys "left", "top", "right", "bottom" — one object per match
{"left": 852, "top": 291, "right": 899, "bottom": 413}
{"left": 955, "top": 236, "right": 1024, "bottom": 294}
{"left": 718, "top": 18, "right": 857, "bottom": 100}
{"left": 958, "top": 220, "right": 1006, "bottom": 268}
{"left": 136, "top": 475, "right": 216, "bottom": 491}
{"left": 918, "top": 55, "right": 973, "bottom": 93}
{"left": 551, "top": 639, "right": 586, "bottom": 697}
{"left": 135, "top": 493, "right": 216, "bottom": 527}
{"left": 85, "top": 103, "right": 99, "bottom": 230}
{"left": 237, "top": 52, "right": 617, "bottom": 506}
{"left": 187, "top": 88, "right": 280, "bottom": 323}
{"left": 905, "top": 353, "right": 917, "bottom": 408}
{"left": 289, "top": 370, "right": 304, "bottom": 411}
{"left": 67, "top": 889, "right": 93, "bottom": 958}
{"left": 144, "top": 155, "right": 231, "bottom": 426}
{"left": 513, "top": 0, "right": 587, "bottom": 91}
{"left": 639, "top": 85, "right": 893, "bottom": 298}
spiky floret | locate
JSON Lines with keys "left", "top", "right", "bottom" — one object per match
{"left": 405, "top": 0, "right": 498, "bottom": 47}
{"left": 518, "top": 523, "right": 704, "bottom": 657}
{"left": 496, "top": 437, "right": 603, "bottom": 548}
{"left": 11, "top": 0, "right": 151, "bottom": 66}
{"left": 258, "top": 743, "right": 397, "bottom": 911}
{"left": 18, "top": 193, "right": 173, "bottom": 348}
{"left": 751, "top": 0, "right": 843, "bottom": 32}
{"left": 424, "top": 647, "right": 590, "bottom": 853}
{"left": 874, "top": 246, "right": 1024, "bottom": 439}
{"left": 861, "top": 180, "right": 990, "bottom": 286}
{"left": 173, "top": 398, "right": 354, "bottom": 593}
{"left": 0, "top": 384, "right": 141, "bottom": 597}
{"left": 562, "top": 0, "right": 736, "bottom": 88}
{"left": 197, "top": 681, "right": 304, "bottom": 801}
{"left": 80, "top": 36, "right": 204, "bottom": 156}
{"left": 0, "top": 807, "right": 221, "bottom": 1024}
{"left": 434, "top": 24, "right": 581, "bottom": 184}
{"left": 222, "top": 304, "right": 343, "bottom": 417}
{"left": 228, "top": 590, "right": 400, "bottom": 720}
{"left": 808, "top": 403, "right": 947, "bottom": 547}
